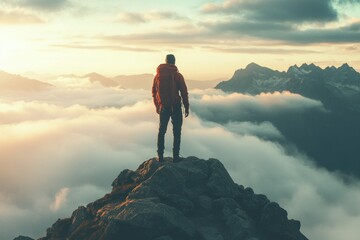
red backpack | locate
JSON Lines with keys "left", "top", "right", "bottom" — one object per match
{"left": 153, "top": 64, "right": 179, "bottom": 112}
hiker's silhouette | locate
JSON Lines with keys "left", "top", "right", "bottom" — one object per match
{"left": 152, "top": 54, "right": 189, "bottom": 163}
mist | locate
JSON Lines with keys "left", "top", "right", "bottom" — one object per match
{"left": 1, "top": 83, "right": 359, "bottom": 240}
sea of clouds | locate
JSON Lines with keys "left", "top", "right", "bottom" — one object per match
{"left": 1, "top": 78, "right": 359, "bottom": 239}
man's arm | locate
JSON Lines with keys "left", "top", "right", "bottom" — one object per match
{"left": 152, "top": 75, "right": 160, "bottom": 113}
{"left": 177, "top": 73, "right": 189, "bottom": 117}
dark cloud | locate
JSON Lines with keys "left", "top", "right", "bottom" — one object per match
{"left": 205, "top": 20, "right": 360, "bottom": 44}
{"left": 98, "top": 19, "right": 360, "bottom": 48}
{"left": 344, "top": 22, "right": 360, "bottom": 31}
{"left": 203, "top": 0, "right": 338, "bottom": 23}
{"left": 204, "top": 20, "right": 294, "bottom": 32}
{"left": 280, "top": 25, "right": 360, "bottom": 44}
{"left": 199, "top": 0, "right": 360, "bottom": 44}
{"left": 3, "top": 0, "right": 70, "bottom": 11}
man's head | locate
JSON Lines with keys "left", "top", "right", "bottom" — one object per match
{"left": 165, "top": 54, "right": 176, "bottom": 65}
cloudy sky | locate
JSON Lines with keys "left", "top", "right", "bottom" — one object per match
{"left": 0, "top": 0, "right": 360, "bottom": 79}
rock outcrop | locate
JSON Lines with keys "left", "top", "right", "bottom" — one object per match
{"left": 16, "top": 157, "right": 308, "bottom": 240}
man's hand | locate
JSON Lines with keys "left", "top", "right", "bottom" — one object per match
{"left": 185, "top": 108, "right": 189, "bottom": 118}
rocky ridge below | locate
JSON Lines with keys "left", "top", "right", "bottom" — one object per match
{"left": 16, "top": 157, "right": 308, "bottom": 240}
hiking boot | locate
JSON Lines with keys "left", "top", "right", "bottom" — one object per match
{"left": 173, "top": 155, "right": 182, "bottom": 163}
{"left": 156, "top": 155, "right": 164, "bottom": 162}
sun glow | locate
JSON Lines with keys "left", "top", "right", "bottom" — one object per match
{"left": 0, "top": 32, "right": 19, "bottom": 63}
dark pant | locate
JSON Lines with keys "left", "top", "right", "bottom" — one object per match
{"left": 157, "top": 103, "right": 183, "bottom": 157}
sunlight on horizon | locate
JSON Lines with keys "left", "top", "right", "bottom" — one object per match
{"left": 0, "top": 0, "right": 359, "bottom": 80}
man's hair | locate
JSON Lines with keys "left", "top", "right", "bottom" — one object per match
{"left": 165, "top": 54, "right": 176, "bottom": 64}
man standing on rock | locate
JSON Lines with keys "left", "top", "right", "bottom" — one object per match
{"left": 152, "top": 54, "right": 189, "bottom": 163}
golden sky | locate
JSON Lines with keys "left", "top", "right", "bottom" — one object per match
{"left": 0, "top": 0, "right": 359, "bottom": 80}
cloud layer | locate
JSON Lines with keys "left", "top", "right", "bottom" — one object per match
{"left": 0, "top": 9, "right": 44, "bottom": 24}
{"left": 45, "top": 0, "right": 360, "bottom": 55}
{"left": 3, "top": 0, "right": 70, "bottom": 11}
{"left": 1, "top": 86, "right": 360, "bottom": 240}
{"left": 117, "top": 11, "right": 187, "bottom": 24}
{"left": 190, "top": 90, "right": 325, "bottom": 123}
{"left": 200, "top": 0, "right": 360, "bottom": 44}
{"left": 203, "top": 0, "right": 338, "bottom": 23}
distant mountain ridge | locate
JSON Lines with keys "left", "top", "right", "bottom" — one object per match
{"left": 216, "top": 62, "right": 360, "bottom": 110}
{"left": 17, "top": 71, "right": 219, "bottom": 90}
{"left": 84, "top": 73, "right": 118, "bottom": 87}
{"left": 215, "top": 63, "right": 360, "bottom": 178}
{"left": 87, "top": 73, "right": 219, "bottom": 90}
{"left": 0, "top": 70, "right": 52, "bottom": 91}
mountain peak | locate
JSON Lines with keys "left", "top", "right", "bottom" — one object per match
{"left": 20, "top": 157, "right": 308, "bottom": 240}
{"left": 339, "top": 63, "right": 355, "bottom": 71}
{"left": 216, "top": 62, "right": 360, "bottom": 103}
{"left": 287, "top": 65, "right": 304, "bottom": 75}
{"left": 287, "top": 63, "right": 320, "bottom": 75}
{"left": 299, "top": 63, "right": 320, "bottom": 71}
{"left": 83, "top": 72, "right": 117, "bottom": 87}
{"left": 0, "top": 70, "right": 53, "bottom": 91}
{"left": 245, "top": 62, "right": 264, "bottom": 70}
{"left": 84, "top": 72, "right": 107, "bottom": 78}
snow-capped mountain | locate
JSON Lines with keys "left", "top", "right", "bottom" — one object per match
{"left": 216, "top": 63, "right": 360, "bottom": 110}
{"left": 215, "top": 63, "right": 360, "bottom": 178}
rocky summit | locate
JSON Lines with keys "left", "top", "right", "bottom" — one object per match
{"left": 16, "top": 157, "right": 308, "bottom": 240}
